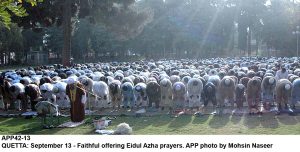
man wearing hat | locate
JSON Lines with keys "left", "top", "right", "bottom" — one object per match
{"left": 66, "top": 77, "right": 86, "bottom": 122}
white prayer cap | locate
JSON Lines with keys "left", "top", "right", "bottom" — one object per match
{"left": 40, "top": 83, "right": 53, "bottom": 92}
{"left": 52, "top": 86, "right": 59, "bottom": 93}
{"left": 160, "top": 78, "right": 168, "bottom": 86}
{"left": 225, "top": 78, "right": 230, "bottom": 85}
{"left": 269, "top": 77, "right": 275, "bottom": 84}
{"left": 67, "top": 76, "right": 77, "bottom": 84}
{"left": 135, "top": 85, "right": 141, "bottom": 91}
{"left": 285, "top": 84, "right": 291, "bottom": 90}
{"left": 237, "top": 84, "right": 244, "bottom": 89}
{"left": 175, "top": 84, "right": 181, "bottom": 91}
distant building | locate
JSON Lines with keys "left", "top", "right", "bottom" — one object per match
{"left": 26, "top": 51, "right": 48, "bottom": 65}
{"left": 26, "top": 47, "right": 48, "bottom": 65}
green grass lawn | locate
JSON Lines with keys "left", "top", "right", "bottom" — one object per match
{"left": 0, "top": 65, "right": 30, "bottom": 72}
{"left": 1, "top": 114, "right": 300, "bottom": 135}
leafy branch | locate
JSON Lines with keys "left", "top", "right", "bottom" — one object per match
{"left": 0, "top": 0, "right": 43, "bottom": 28}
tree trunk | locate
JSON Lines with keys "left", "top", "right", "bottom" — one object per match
{"left": 247, "top": 28, "right": 252, "bottom": 57}
{"left": 62, "top": 0, "right": 72, "bottom": 66}
{"left": 255, "top": 38, "right": 259, "bottom": 56}
{"left": 8, "top": 51, "right": 11, "bottom": 65}
{"left": 1, "top": 52, "right": 4, "bottom": 65}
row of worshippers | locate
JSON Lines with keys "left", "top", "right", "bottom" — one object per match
{"left": 0, "top": 57, "right": 300, "bottom": 117}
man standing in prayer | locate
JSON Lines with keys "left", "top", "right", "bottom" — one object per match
{"left": 66, "top": 77, "right": 86, "bottom": 122}
{"left": 275, "top": 65, "right": 289, "bottom": 81}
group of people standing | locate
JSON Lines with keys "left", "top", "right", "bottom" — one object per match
{"left": 0, "top": 57, "right": 300, "bottom": 122}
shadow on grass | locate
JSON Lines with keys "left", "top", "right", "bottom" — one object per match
{"left": 0, "top": 117, "right": 40, "bottom": 128}
{"left": 208, "top": 114, "right": 230, "bottom": 129}
{"left": 0, "top": 117, "right": 50, "bottom": 134}
{"left": 294, "top": 115, "right": 300, "bottom": 122}
{"left": 19, "top": 125, "right": 96, "bottom": 135}
{"left": 244, "top": 115, "right": 260, "bottom": 129}
{"left": 110, "top": 116, "right": 152, "bottom": 131}
{"left": 231, "top": 114, "right": 243, "bottom": 124}
{"left": 151, "top": 115, "right": 172, "bottom": 127}
{"left": 26, "top": 116, "right": 74, "bottom": 134}
{"left": 259, "top": 114, "right": 279, "bottom": 129}
{"left": 168, "top": 115, "right": 192, "bottom": 128}
{"left": 276, "top": 115, "right": 298, "bottom": 125}
{"left": 18, "top": 126, "right": 62, "bottom": 134}
{"left": 192, "top": 115, "right": 209, "bottom": 124}
{"left": 0, "top": 116, "right": 85, "bottom": 135}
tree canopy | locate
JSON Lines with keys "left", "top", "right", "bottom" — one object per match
{"left": 1, "top": 0, "right": 300, "bottom": 66}
{"left": 0, "top": 0, "right": 42, "bottom": 28}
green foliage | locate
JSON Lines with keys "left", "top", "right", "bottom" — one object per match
{"left": 22, "top": 27, "right": 44, "bottom": 52}
{"left": 261, "top": 0, "right": 295, "bottom": 52}
{"left": 0, "top": 23, "right": 23, "bottom": 51}
{"left": 0, "top": 0, "right": 42, "bottom": 28}
{"left": 2, "top": 0, "right": 300, "bottom": 66}
{"left": 21, "top": 0, "right": 300, "bottom": 62}
{"left": 44, "top": 26, "right": 63, "bottom": 54}
{"left": 127, "top": 0, "right": 238, "bottom": 58}
{"left": 89, "top": 0, "right": 154, "bottom": 41}
{"left": 129, "top": 0, "right": 300, "bottom": 58}
{"left": 0, "top": 22, "right": 24, "bottom": 64}
{"left": 16, "top": 0, "right": 154, "bottom": 65}
{"left": 42, "top": 18, "right": 125, "bottom": 62}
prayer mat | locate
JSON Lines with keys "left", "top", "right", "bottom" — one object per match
{"left": 57, "top": 121, "right": 85, "bottom": 128}
{"left": 21, "top": 111, "right": 38, "bottom": 116}
{"left": 95, "top": 130, "right": 114, "bottom": 135}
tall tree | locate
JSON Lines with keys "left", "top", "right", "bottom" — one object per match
{"left": 261, "top": 0, "right": 296, "bottom": 56}
{"left": 236, "top": 0, "right": 267, "bottom": 56}
{"left": 0, "top": 23, "right": 23, "bottom": 65}
{"left": 16, "top": 0, "right": 153, "bottom": 66}
{"left": 62, "top": 0, "right": 72, "bottom": 66}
